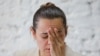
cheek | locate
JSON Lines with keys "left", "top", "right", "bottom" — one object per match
{"left": 36, "top": 36, "right": 48, "bottom": 50}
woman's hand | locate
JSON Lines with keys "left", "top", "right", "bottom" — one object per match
{"left": 47, "top": 27, "right": 66, "bottom": 56}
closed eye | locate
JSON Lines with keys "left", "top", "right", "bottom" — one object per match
{"left": 42, "top": 36, "right": 48, "bottom": 39}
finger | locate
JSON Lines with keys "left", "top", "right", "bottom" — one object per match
{"left": 54, "top": 28, "right": 61, "bottom": 39}
{"left": 49, "top": 28, "right": 59, "bottom": 44}
{"left": 48, "top": 28, "right": 58, "bottom": 42}
{"left": 54, "top": 28, "right": 64, "bottom": 45}
{"left": 48, "top": 28, "right": 60, "bottom": 43}
{"left": 50, "top": 28, "right": 57, "bottom": 38}
{"left": 47, "top": 28, "right": 57, "bottom": 45}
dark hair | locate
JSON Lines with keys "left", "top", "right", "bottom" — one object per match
{"left": 32, "top": 2, "right": 67, "bottom": 34}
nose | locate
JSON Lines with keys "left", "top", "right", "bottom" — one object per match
{"left": 48, "top": 37, "right": 51, "bottom": 45}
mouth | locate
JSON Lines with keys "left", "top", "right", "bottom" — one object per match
{"left": 46, "top": 48, "right": 50, "bottom": 50}
{"left": 45, "top": 48, "right": 50, "bottom": 52}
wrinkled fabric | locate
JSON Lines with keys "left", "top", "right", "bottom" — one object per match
{"left": 14, "top": 45, "right": 83, "bottom": 56}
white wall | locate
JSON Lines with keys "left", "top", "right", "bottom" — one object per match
{"left": 0, "top": 0, "right": 100, "bottom": 56}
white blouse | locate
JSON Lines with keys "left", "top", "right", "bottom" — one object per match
{"left": 14, "top": 45, "right": 83, "bottom": 56}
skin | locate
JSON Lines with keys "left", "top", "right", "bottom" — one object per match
{"left": 31, "top": 18, "right": 67, "bottom": 56}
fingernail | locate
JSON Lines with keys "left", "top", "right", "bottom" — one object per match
{"left": 49, "top": 27, "right": 52, "bottom": 30}
{"left": 54, "top": 28, "right": 57, "bottom": 31}
{"left": 47, "top": 28, "right": 51, "bottom": 32}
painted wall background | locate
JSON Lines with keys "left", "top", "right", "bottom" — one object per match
{"left": 0, "top": 0, "right": 100, "bottom": 56}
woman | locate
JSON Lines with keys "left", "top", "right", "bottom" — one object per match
{"left": 14, "top": 2, "right": 82, "bottom": 56}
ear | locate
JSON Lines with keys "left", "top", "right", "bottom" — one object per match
{"left": 30, "top": 26, "right": 36, "bottom": 39}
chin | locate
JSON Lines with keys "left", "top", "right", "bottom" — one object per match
{"left": 45, "top": 49, "right": 51, "bottom": 56}
{"left": 46, "top": 54, "right": 51, "bottom": 56}
{"left": 46, "top": 51, "right": 51, "bottom": 56}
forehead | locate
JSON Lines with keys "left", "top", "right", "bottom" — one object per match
{"left": 36, "top": 18, "right": 64, "bottom": 33}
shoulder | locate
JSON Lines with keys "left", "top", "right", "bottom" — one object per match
{"left": 13, "top": 47, "right": 39, "bottom": 56}
{"left": 66, "top": 46, "right": 83, "bottom": 56}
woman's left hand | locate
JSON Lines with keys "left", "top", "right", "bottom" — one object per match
{"left": 47, "top": 27, "right": 66, "bottom": 56}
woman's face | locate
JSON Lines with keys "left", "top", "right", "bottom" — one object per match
{"left": 32, "top": 18, "right": 66, "bottom": 56}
